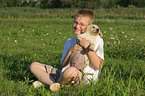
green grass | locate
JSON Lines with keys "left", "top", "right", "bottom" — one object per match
{"left": 0, "top": 7, "right": 145, "bottom": 19}
{"left": 0, "top": 7, "right": 145, "bottom": 96}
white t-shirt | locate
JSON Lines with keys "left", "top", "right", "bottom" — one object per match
{"left": 60, "top": 35, "right": 104, "bottom": 83}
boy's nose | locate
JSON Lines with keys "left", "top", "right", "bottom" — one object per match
{"left": 76, "top": 24, "right": 82, "bottom": 29}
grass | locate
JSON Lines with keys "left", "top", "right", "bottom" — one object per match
{"left": 0, "top": 7, "right": 145, "bottom": 95}
{"left": 0, "top": 7, "right": 145, "bottom": 19}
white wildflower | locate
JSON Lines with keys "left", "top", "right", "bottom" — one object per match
{"left": 130, "top": 38, "right": 134, "bottom": 40}
{"left": 106, "top": 19, "right": 110, "bottom": 22}
{"left": 110, "top": 34, "right": 113, "bottom": 36}
{"left": 109, "top": 27, "right": 113, "bottom": 30}
{"left": 111, "top": 37, "right": 115, "bottom": 39}
{"left": 9, "top": 32, "right": 11, "bottom": 35}
{"left": 118, "top": 41, "right": 120, "bottom": 44}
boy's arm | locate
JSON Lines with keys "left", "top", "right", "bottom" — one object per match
{"left": 86, "top": 50, "right": 103, "bottom": 70}
{"left": 61, "top": 50, "right": 72, "bottom": 68}
{"left": 79, "top": 38, "right": 104, "bottom": 70}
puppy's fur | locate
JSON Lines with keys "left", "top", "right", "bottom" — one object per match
{"left": 62, "top": 24, "right": 102, "bottom": 72}
{"left": 76, "top": 24, "right": 102, "bottom": 51}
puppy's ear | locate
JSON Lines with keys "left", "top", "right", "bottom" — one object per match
{"left": 99, "top": 30, "right": 103, "bottom": 38}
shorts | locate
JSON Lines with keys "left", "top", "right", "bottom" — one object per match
{"left": 43, "top": 64, "right": 62, "bottom": 82}
{"left": 82, "top": 73, "right": 93, "bottom": 84}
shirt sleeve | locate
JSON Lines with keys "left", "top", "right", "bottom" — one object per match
{"left": 60, "top": 39, "right": 70, "bottom": 64}
{"left": 60, "top": 37, "right": 76, "bottom": 64}
{"left": 94, "top": 36, "right": 104, "bottom": 60}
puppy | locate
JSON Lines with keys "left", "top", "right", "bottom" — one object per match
{"left": 62, "top": 24, "right": 102, "bottom": 72}
{"left": 69, "top": 50, "right": 88, "bottom": 71}
{"left": 76, "top": 24, "right": 102, "bottom": 51}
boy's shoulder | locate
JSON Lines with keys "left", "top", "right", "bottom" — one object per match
{"left": 66, "top": 37, "right": 76, "bottom": 41}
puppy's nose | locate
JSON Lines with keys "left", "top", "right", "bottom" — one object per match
{"left": 96, "top": 29, "right": 99, "bottom": 33}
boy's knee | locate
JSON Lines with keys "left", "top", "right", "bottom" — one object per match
{"left": 64, "top": 67, "right": 77, "bottom": 73}
{"left": 63, "top": 67, "right": 80, "bottom": 78}
{"left": 30, "top": 62, "right": 39, "bottom": 72}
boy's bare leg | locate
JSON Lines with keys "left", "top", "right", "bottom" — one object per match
{"left": 50, "top": 67, "right": 82, "bottom": 91}
{"left": 60, "top": 67, "right": 82, "bottom": 84}
{"left": 61, "top": 63, "right": 70, "bottom": 72}
{"left": 30, "top": 62, "right": 55, "bottom": 85}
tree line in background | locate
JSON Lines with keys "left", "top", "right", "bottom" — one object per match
{"left": 0, "top": 0, "right": 145, "bottom": 8}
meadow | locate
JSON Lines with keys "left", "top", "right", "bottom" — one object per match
{"left": 0, "top": 7, "right": 145, "bottom": 96}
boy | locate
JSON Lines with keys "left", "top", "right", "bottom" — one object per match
{"left": 30, "top": 8, "right": 104, "bottom": 91}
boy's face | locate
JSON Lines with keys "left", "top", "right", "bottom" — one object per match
{"left": 73, "top": 16, "right": 90, "bottom": 35}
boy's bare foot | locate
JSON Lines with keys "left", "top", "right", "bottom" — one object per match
{"left": 33, "top": 81, "right": 43, "bottom": 88}
{"left": 50, "top": 83, "right": 61, "bottom": 92}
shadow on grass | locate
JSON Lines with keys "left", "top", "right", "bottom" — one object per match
{"left": 0, "top": 52, "right": 62, "bottom": 83}
{"left": 0, "top": 53, "right": 36, "bottom": 82}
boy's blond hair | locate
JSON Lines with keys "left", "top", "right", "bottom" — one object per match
{"left": 75, "top": 8, "right": 95, "bottom": 24}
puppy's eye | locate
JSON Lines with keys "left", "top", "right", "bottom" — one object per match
{"left": 91, "top": 26, "right": 96, "bottom": 32}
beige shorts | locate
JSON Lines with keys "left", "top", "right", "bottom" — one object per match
{"left": 43, "top": 64, "right": 62, "bottom": 82}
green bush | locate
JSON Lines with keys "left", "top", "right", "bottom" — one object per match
{"left": 0, "top": 0, "right": 144, "bottom": 8}
{"left": 116, "top": 0, "right": 145, "bottom": 8}
{"left": 40, "top": 0, "right": 62, "bottom": 8}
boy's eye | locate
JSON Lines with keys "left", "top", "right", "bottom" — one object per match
{"left": 80, "top": 23, "right": 85, "bottom": 26}
{"left": 74, "top": 21, "right": 78, "bottom": 24}
{"left": 73, "top": 21, "right": 87, "bottom": 27}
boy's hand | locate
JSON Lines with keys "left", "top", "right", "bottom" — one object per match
{"left": 78, "top": 38, "right": 91, "bottom": 53}
{"left": 79, "top": 38, "right": 90, "bottom": 48}
{"left": 70, "top": 44, "right": 83, "bottom": 53}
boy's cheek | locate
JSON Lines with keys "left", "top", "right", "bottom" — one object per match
{"left": 74, "top": 30, "right": 81, "bottom": 35}
{"left": 81, "top": 26, "right": 87, "bottom": 33}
